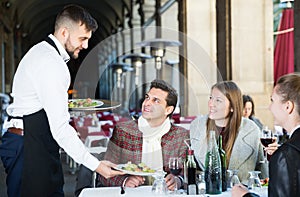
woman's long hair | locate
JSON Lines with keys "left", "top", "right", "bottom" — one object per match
{"left": 206, "top": 81, "right": 243, "bottom": 166}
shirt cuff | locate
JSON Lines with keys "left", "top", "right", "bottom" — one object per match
{"left": 122, "top": 177, "right": 129, "bottom": 187}
{"left": 176, "top": 175, "right": 184, "bottom": 188}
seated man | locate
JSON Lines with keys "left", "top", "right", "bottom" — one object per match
{"left": 99, "top": 79, "right": 189, "bottom": 190}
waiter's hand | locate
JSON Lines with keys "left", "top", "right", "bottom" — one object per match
{"left": 95, "top": 160, "right": 124, "bottom": 179}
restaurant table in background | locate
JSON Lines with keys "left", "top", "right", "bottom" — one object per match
{"left": 79, "top": 185, "right": 268, "bottom": 197}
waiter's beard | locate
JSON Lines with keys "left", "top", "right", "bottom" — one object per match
{"left": 65, "top": 38, "right": 79, "bottom": 59}
{"left": 66, "top": 49, "right": 78, "bottom": 59}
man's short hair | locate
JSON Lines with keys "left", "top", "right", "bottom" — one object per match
{"left": 55, "top": 4, "right": 98, "bottom": 32}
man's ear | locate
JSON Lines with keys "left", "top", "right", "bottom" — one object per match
{"left": 60, "top": 27, "right": 69, "bottom": 43}
{"left": 165, "top": 106, "right": 174, "bottom": 116}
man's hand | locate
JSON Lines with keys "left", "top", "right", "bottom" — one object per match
{"left": 165, "top": 174, "right": 180, "bottom": 191}
{"left": 95, "top": 160, "right": 124, "bottom": 179}
{"left": 124, "top": 176, "right": 145, "bottom": 187}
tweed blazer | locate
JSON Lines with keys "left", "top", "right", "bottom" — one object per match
{"left": 99, "top": 120, "right": 189, "bottom": 186}
{"left": 190, "top": 115, "right": 268, "bottom": 183}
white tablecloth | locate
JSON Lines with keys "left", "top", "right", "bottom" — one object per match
{"left": 79, "top": 185, "right": 268, "bottom": 197}
{"left": 79, "top": 186, "right": 234, "bottom": 197}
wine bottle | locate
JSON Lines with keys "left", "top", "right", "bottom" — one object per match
{"left": 218, "top": 135, "right": 227, "bottom": 192}
{"left": 183, "top": 149, "right": 188, "bottom": 186}
{"left": 186, "top": 149, "right": 198, "bottom": 195}
{"left": 204, "top": 130, "right": 222, "bottom": 194}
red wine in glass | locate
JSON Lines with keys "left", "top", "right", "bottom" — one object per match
{"left": 260, "top": 126, "right": 274, "bottom": 163}
{"left": 260, "top": 138, "right": 276, "bottom": 147}
{"left": 170, "top": 168, "right": 182, "bottom": 176}
{"left": 168, "top": 157, "right": 183, "bottom": 192}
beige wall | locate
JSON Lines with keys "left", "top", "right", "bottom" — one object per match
{"left": 186, "top": 0, "right": 217, "bottom": 116}
{"left": 231, "top": 0, "right": 274, "bottom": 129}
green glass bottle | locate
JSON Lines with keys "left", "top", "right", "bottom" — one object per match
{"left": 204, "top": 130, "right": 222, "bottom": 194}
{"left": 218, "top": 135, "right": 227, "bottom": 191}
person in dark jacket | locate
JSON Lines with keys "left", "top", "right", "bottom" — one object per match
{"left": 232, "top": 73, "right": 300, "bottom": 197}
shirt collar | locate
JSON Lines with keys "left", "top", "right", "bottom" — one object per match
{"left": 289, "top": 125, "right": 300, "bottom": 138}
{"left": 48, "top": 34, "right": 70, "bottom": 63}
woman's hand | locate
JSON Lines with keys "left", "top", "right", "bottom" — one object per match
{"left": 232, "top": 184, "right": 250, "bottom": 197}
{"left": 265, "top": 140, "right": 278, "bottom": 155}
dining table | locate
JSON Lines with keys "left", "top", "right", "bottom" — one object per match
{"left": 79, "top": 185, "right": 268, "bottom": 197}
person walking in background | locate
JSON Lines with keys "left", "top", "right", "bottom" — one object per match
{"left": 0, "top": 5, "right": 123, "bottom": 197}
{"left": 242, "top": 94, "right": 263, "bottom": 130}
{"left": 232, "top": 73, "right": 300, "bottom": 197}
{"left": 190, "top": 81, "right": 268, "bottom": 183}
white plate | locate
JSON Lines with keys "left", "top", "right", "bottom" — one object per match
{"left": 68, "top": 99, "right": 104, "bottom": 109}
{"left": 113, "top": 164, "right": 156, "bottom": 176}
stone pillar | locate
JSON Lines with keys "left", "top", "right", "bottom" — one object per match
{"left": 231, "top": 0, "right": 274, "bottom": 128}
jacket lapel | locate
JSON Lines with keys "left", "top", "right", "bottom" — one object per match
{"left": 229, "top": 127, "right": 254, "bottom": 169}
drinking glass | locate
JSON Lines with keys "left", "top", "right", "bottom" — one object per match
{"left": 247, "top": 171, "right": 261, "bottom": 192}
{"left": 226, "top": 170, "right": 233, "bottom": 188}
{"left": 197, "top": 171, "right": 206, "bottom": 196}
{"left": 168, "top": 157, "right": 183, "bottom": 193}
{"left": 228, "top": 169, "right": 240, "bottom": 188}
{"left": 151, "top": 171, "right": 168, "bottom": 195}
{"left": 260, "top": 126, "right": 275, "bottom": 163}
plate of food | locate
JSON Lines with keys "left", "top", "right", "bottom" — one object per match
{"left": 113, "top": 161, "right": 156, "bottom": 176}
{"left": 68, "top": 98, "right": 104, "bottom": 109}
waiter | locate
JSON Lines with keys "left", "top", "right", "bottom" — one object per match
{"left": 0, "top": 4, "right": 123, "bottom": 197}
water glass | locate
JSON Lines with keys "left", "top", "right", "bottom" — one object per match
{"left": 151, "top": 171, "right": 168, "bottom": 195}
{"left": 228, "top": 169, "right": 240, "bottom": 188}
{"left": 248, "top": 171, "right": 261, "bottom": 191}
{"left": 197, "top": 171, "right": 206, "bottom": 196}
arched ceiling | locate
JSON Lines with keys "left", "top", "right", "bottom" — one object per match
{"left": 6, "top": 0, "right": 131, "bottom": 48}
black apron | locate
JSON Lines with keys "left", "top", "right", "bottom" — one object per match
{"left": 21, "top": 38, "right": 64, "bottom": 196}
{"left": 21, "top": 109, "right": 64, "bottom": 196}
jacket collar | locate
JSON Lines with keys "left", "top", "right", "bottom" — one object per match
{"left": 229, "top": 118, "right": 256, "bottom": 169}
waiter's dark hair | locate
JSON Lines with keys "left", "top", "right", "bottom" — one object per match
{"left": 150, "top": 79, "right": 178, "bottom": 118}
{"left": 55, "top": 4, "right": 98, "bottom": 32}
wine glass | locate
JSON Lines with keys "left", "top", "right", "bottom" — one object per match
{"left": 168, "top": 157, "right": 183, "bottom": 193}
{"left": 260, "top": 126, "right": 275, "bottom": 163}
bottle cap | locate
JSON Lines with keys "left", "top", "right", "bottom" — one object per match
{"left": 188, "top": 149, "right": 194, "bottom": 155}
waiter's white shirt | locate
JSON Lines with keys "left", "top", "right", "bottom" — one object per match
{"left": 5, "top": 34, "right": 100, "bottom": 171}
